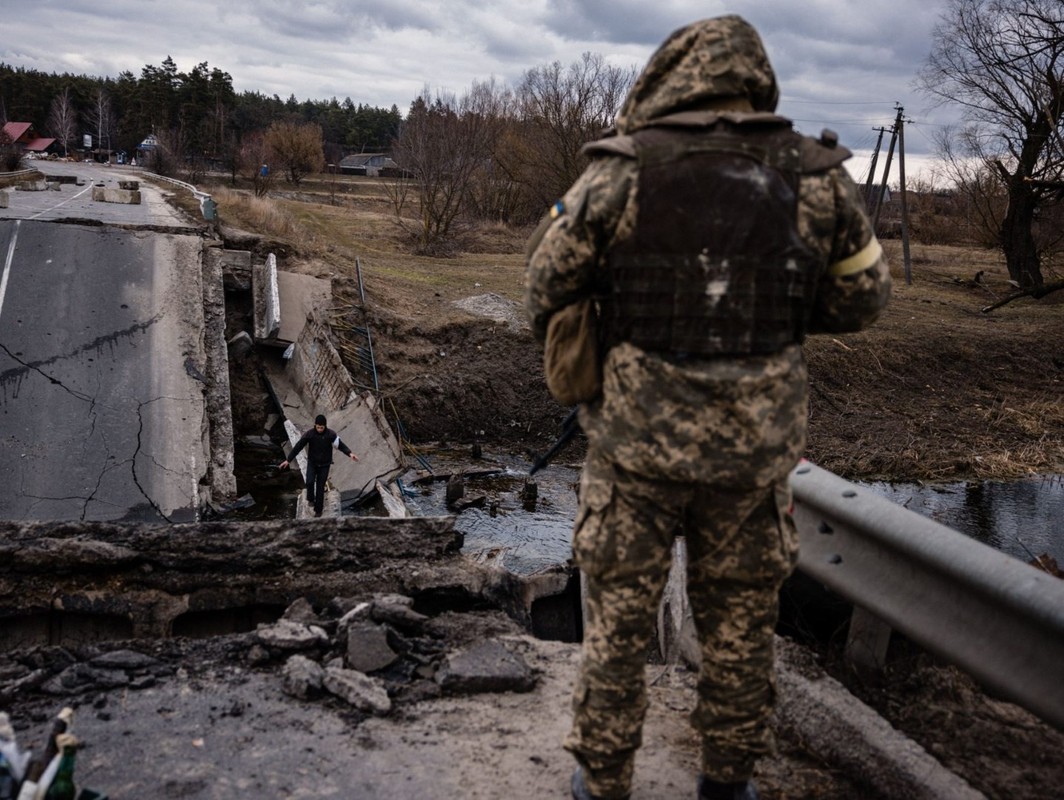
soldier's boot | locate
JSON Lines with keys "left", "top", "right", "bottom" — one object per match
{"left": 697, "top": 775, "right": 760, "bottom": 800}
{"left": 571, "top": 768, "right": 630, "bottom": 800}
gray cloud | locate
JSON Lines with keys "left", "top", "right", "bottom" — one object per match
{"left": 1, "top": 0, "right": 955, "bottom": 166}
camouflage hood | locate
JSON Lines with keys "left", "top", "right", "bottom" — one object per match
{"left": 615, "top": 16, "right": 779, "bottom": 134}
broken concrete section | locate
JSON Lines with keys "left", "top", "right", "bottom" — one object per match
{"left": 16, "top": 180, "right": 60, "bottom": 192}
{"left": 436, "top": 639, "right": 536, "bottom": 694}
{"left": 0, "top": 516, "right": 462, "bottom": 648}
{"left": 209, "top": 246, "right": 253, "bottom": 292}
{"left": 277, "top": 271, "right": 332, "bottom": 344}
{"left": 252, "top": 252, "right": 281, "bottom": 340}
{"left": 268, "top": 322, "right": 404, "bottom": 508}
{"left": 91, "top": 185, "right": 141, "bottom": 204}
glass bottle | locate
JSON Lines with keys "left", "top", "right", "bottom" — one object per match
{"left": 42, "top": 734, "right": 77, "bottom": 800}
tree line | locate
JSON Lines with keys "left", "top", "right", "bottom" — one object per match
{"left": 0, "top": 57, "right": 402, "bottom": 163}
{"left": 3, "top": 1, "right": 1059, "bottom": 289}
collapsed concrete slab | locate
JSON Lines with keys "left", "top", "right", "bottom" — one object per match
{"left": 0, "top": 517, "right": 580, "bottom": 659}
{"left": 207, "top": 245, "right": 253, "bottom": 292}
{"left": 0, "top": 516, "right": 459, "bottom": 648}
{"left": 276, "top": 271, "right": 332, "bottom": 344}
{"left": 266, "top": 314, "right": 404, "bottom": 507}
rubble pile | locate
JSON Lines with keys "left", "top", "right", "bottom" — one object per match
{"left": 1, "top": 594, "right": 537, "bottom": 723}
{"left": 254, "top": 594, "right": 537, "bottom": 714}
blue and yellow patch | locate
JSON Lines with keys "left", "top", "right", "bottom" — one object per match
{"left": 549, "top": 200, "right": 565, "bottom": 219}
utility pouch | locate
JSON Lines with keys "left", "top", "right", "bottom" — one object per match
{"left": 543, "top": 299, "right": 602, "bottom": 406}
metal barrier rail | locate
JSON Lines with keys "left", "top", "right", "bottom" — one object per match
{"left": 137, "top": 171, "right": 217, "bottom": 220}
{"left": 791, "top": 461, "right": 1064, "bottom": 729}
{"left": 0, "top": 168, "right": 38, "bottom": 180}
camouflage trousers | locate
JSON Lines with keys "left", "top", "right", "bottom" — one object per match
{"left": 564, "top": 454, "right": 799, "bottom": 798}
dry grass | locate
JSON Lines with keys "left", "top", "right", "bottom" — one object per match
{"left": 204, "top": 175, "right": 532, "bottom": 321}
{"left": 194, "top": 173, "right": 1064, "bottom": 482}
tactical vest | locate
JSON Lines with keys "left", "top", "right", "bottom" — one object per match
{"left": 596, "top": 119, "right": 834, "bottom": 358}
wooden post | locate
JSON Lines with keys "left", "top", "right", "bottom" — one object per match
{"left": 872, "top": 112, "right": 900, "bottom": 230}
{"left": 863, "top": 126, "right": 888, "bottom": 209}
{"left": 845, "top": 604, "right": 893, "bottom": 680}
{"left": 897, "top": 107, "right": 913, "bottom": 285}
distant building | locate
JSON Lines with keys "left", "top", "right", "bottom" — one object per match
{"left": 136, "top": 133, "right": 159, "bottom": 164}
{"left": 338, "top": 153, "right": 398, "bottom": 177}
{"left": 1, "top": 122, "right": 56, "bottom": 154}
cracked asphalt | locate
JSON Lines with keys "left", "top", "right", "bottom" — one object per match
{"left": 0, "top": 166, "right": 210, "bottom": 522}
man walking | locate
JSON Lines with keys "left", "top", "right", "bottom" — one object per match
{"left": 526, "top": 16, "right": 891, "bottom": 800}
{"left": 279, "top": 414, "right": 359, "bottom": 518}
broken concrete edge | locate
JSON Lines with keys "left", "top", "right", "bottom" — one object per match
{"left": 0, "top": 517, "right": 581, "bottom": 648}
{"left": 774, "top": 637, "right": 985, "bottom": 800}
{"left": 2, "top": 565, "right": 556, "bottom": 717}
{"left": 265, "top": 253, "right": 281, "bottom": 339}
{"left": 200, "top": 241, "right": 238, "bottom": 499}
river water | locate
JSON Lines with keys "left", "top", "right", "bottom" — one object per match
{"left": 862, "top": 475, "right": 1064, "bottom": 565}
{"left": 233, "top": 438, "right": 1063, "bottom": 573}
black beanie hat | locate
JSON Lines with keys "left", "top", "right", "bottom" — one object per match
{"left": 315, "top": 414, "right": 327, "bottom": 426}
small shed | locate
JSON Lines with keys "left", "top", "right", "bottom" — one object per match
{"left": 338, "top": 153, "right": 398, "bottom": 177}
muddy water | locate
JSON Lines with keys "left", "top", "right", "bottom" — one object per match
{"left": 863, "top": 475, "right": 1064, "bottom": 565}
{"left": 398, "top": 449, "right": 582, "bottom": 575}
{"left": 232, "top": 437, "right": 1063, "bottom": 571}
{"left": 232, "top": 438, "right": 581, "bottom": 573}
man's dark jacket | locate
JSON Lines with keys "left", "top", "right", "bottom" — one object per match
{"left": 288, "top": 427, "right": 352, "bottom": 466}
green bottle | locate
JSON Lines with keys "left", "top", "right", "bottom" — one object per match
{"left": 43, "top": 734, "right": 77, "bottom": 800}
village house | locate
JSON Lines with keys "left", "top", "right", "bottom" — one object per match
{"left": 1, "top": 121, "right": 56, "bottom": 156}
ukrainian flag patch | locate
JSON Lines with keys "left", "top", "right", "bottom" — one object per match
{"left": 549, "top": 200, "right": 565, "bottom": 219}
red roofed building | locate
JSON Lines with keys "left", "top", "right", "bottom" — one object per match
{"left": 1, "top": 122, "right": 56, "bottom": 153}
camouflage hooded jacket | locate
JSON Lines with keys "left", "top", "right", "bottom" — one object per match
{"left": 525, "top": 16, "right": 891, "bottom": 488}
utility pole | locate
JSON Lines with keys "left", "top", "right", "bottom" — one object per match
{"left": 872, "top": 112, "right": 900, "bottom": 229}
{"left": 864, "top": 126, "right": 888, "bottom": 209}
{"left": 896, "top": 106, "right": 913, "bottom": 285}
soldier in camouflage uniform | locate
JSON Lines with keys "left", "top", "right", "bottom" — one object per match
{"left": 525, "top": 16, "right": 891, "bottom": 800}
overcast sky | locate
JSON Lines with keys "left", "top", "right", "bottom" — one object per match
{"left": 2, "top": 0, "right": 957, "bottom": 184}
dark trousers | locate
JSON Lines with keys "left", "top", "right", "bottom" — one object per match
{"left": 305, "top": 461, "right": 331, "bottom": 515}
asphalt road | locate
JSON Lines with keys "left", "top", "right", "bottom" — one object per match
{"left": 0, "top": 163, "right": 209, "bottom": 521}
{"left": 1, "top": 159, "right": 191, "bottom": 226}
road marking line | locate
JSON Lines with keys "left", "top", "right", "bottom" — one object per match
{"left": 0, "top": 219, "right": 20, "bottom": 321}
{"left": 28, "top": 183, "right": 94, "bottom": 220}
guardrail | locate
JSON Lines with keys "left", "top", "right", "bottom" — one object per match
{"left": 0, "top": 169, "right": 39, "bottom": 180}
{"left": 791, "top": 461, "right": 1064, "bottom": 729}
{"left": 137, "top": 171, "right": 217, "bottom": 221}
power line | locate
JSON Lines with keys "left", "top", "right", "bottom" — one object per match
{"left": 786, "top": 99, "right": 899, "bottom": 105}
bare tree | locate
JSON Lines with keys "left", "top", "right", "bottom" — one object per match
{"left": 149, "top": 128, "right": 186, "bottom": 178}
{"left": 506, "top": 53, "right": 636, "bottom": 213}
{"left": 85, "top": 88, "right": 117, "bottom": 160}
{"left": 264, "top": 121, "right": 325, "bottom": 185}
{"left": 47, "top": 87, "right": 78, "bottom": 157}
{"left": 1, "top": 128, "right": 20, "bottom": 171}
{"left": 239, "top": 132, "right": 274, "bottom": 197}
{"left": 919, "top": 0, "right": 1064, "bottom": 288}
{"left": 390, "top": 84, "right": 503, "bottom": 254}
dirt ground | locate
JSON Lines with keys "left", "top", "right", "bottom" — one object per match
{"left": 334, "top": 244, "right": 1064, "bottom": 485}
{"left": 208, "top": 177, "right": 1064, "bottom": 798}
